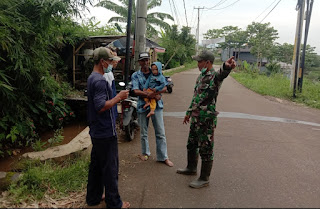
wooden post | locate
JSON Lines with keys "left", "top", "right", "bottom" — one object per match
{"left": 73, "top": 46, "right": 75, "bottom": 88}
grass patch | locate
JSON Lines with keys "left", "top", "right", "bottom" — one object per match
{"left": 8, "top": 155, "right": 90, "bottom": 204}
{"left": 214, "top": 58, "right": 223, "bottom": 65}
{"left": 231, "top": 72, "right": 320, "bottom": 109}
{"left": 163, "top": 61, "right": 197, "bottom": 76}
{"left": 306, "top": 68, "right": 320, "bottom": 82}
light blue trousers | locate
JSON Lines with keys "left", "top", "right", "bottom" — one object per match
{"left": 138, "top": 108, "right": 169, "bottom": 161}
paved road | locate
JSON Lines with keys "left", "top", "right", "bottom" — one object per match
{"left": 114, "top": 67, "right": 320, "bottom": 208}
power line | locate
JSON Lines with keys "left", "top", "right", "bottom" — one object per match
{"left": 205, "top": 0, "right": 229, "bottom": 10}
{"left": 168, "top": 0, "right": 176, "bottom": 25}
{"left": 183, "top": 0, "right": 188, "bottom": 27}
{"left": 171, "top": 0, "right": 181, "bottom": 26}
{"left": 190, "top": 7, "right": 194, "bottom": 28}
{"left": 255, "top": 0, "right": 278, "bottom": 21}
{"left": 204, "top": 0, "right": 240, "bottom": 11}
{"left": 260, "top": 0, "right": 282, "bottom": 23}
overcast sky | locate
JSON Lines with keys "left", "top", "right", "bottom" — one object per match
{"left": 83, "top": 0, "right": 320, "bottom": 54}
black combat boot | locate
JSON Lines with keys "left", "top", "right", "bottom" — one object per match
{"left": 176, "top": 150, "right": 198, "bottom": 175}
{"left": 189, "top": 160, "right": 213, "bottom": 188}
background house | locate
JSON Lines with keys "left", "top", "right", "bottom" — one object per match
{"left": 221, "top": 46, "right": 268, "bottom": 66}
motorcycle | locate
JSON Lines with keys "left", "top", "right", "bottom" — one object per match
{"left": 117, "top": 82, "right": 139, "bottom": 141}
{"left": 165, "top": 76, "right": 174, "bottom": 93}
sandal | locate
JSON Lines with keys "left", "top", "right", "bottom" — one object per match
{"left": 139, "top": 154, "right": 149, "bottom": 161}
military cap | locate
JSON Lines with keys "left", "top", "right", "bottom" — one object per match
{"left": 192, "top": 50, "right": 215, "bottom": 62}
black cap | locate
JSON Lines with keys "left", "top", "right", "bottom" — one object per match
{"left": 138, "top": 52, "right": 150, "bottom": 60}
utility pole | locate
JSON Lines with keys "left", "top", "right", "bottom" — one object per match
{"left": 298, "top": 0, "right": 314, "bottom": 92}
{"left": 194, "top": 7, "right": 204, "bottom": 55}
{"left": 134, "top": 0, "right": 147, "bottom": 71}
{"left": 291, "top": 0, "right": 305, "bottom": 98}
{"left": 124, "top": 0, "right": 133, "bottom": 85}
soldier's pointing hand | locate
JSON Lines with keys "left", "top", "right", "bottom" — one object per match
{"left": 225, "top": 56, "right": 236, "bottom": 70}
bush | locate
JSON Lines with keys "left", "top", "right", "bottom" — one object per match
{"left": 231, "top": 71, "right": 320, "bottom": 109}
{"left": 0, "top": 0, "right": 84, "bottom": 158}
{"left": 266, "top": 61, "right": 282, "bottom": 75}
{"left": 237, "top": 60, "right": 259, "bottom": 75}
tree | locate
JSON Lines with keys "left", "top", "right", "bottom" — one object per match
{"left": 246, "top": 22, "right": 278, "bottom": 67}
{"left": 271, "top": 43, "right": 320, "bottom": 71}
{"left": 230, "top": 30, "right": 248, "bottom": 60}
{"left": 0, "top": 0, "right": 92, "bottom": 157}
{"left": 203, "top": 26, "right": 247, "bottom": 59}
{"left": 95, "top": 0, "right": 174, "bottom": 37}
{"left": 204, "top": 26, "right": 239, "bottom": 40}
{"left": 271, "top": 43, "right": 294, "bottom": 64}
{"left": 80, "top": 17, "right": 124, "bottom": 36}
{"left": 158, "top": 25, "right": 196, "bottom": 69}
{"left": 304, "top": 45, "right": 320, "bottom": 70}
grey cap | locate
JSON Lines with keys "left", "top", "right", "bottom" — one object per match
{"left": 138, "top": 52, "right": 150, "bottom": 60}
{"left": 192, "top": 50, "right": 215, "bottom": 62}
{"left": 93, "top": 47, "right": 121, "bottom": 61}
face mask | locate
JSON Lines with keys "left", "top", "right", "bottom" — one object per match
{"left": 103, "top": 64, "right": 113, "bottom": 73}
{"left": 201, "top": 61, "right": 208, "bottom": 74}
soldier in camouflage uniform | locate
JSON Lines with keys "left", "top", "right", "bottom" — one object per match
{"left": 177, "top": 50, "right": 236, "bottom": 189}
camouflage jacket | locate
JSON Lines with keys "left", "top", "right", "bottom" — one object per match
{"left": 186, "top": 64, "right": 232, "bottom": 120}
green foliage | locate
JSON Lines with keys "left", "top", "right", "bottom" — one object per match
{"left": 294, "top": 79, "right": 320, "bottom": 108}
{"left": 232, "top": 72, "right": 292, "bottom": 99}
{"left": 158, "top": 26, "right": 196, "bottom": 69}
{"left": 0, "top": 0, "right": 84, "bottom": 158}
{"left": 271, "top": 42, "right": 294, "bottom": 64}
{"left": 8, "top": 156, "right": 90, "bottom": 203}
{"left": 80, "top": 17, "right": 124, "bottom": 36}
{"left": 247, "top": 22, "right": 278, "bottom": 65}
{"left": 47, "top": 129, "right": 64, "bottom": 147}
{"left": 304, "top": 46, "right": 320, "bottom": 70}
{"left": 95, "top": 0, "right": 173, "bottom": 37}
{"left": 203, "top": 26, "right": 248, "bottom": 51}
{"left": 306, "top": 67, "right": 320, "bottom": 82}
{"left": 213, "top": 58, "right": 223, "bottom": 66}
{"left": 31, "top": 140, "right": 47, "bottom": 152}
{"left": 266, "top": 61, "right": 282, "bottom": 75}
{"left": 237, "top": 60, "right": 260, "bottom": 74}
{"left": 163, "top": 61, "right": 197, "bottom": 77}
{"left": 232, "top": 72, "right": 320, "bottom": 109}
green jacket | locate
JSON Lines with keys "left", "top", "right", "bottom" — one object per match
{"left": 186, "top": 64, "right": 232, "bottom": 121}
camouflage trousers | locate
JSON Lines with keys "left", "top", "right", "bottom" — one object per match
{"left": 187, "top": 116, "right": 216, "bottom": 162}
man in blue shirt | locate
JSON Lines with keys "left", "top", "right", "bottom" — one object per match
{"left": 131, "top": 52, "right": 173, "bottom": 167}
{"left": 86, "top": 47, "right": 130, "bottom": 208}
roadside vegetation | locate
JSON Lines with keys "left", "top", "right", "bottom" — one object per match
{"left": 0, "top": 0, "right": 192, "bottom": 159}
{"left": 231, "top": 62, "right": 320, "bottom": 109}
{"left": 0, "top": 1, "right": 118, "bottom": 159}
{"left": 204, "top": 23, "right": 320, "bottom": 110}
{"left": 1, "top": 155, "right": 89, "bottom": 207}
{"left": 163, "top": 61, "right": 197, "bottom": 77}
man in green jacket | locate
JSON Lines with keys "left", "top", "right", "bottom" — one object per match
{"left": 177, "top": 50, "right": 236, "bottom": 188}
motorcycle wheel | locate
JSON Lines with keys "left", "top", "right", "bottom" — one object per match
{"left": 124, "top": 121, "right": 135, "bottom": 141}
{"left": 167, "top": 86, "right": 172, "bottom": 93}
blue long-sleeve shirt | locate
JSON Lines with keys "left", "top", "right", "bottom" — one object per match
{"left": 87, "top": 72, "right": 117, "bottom": 139}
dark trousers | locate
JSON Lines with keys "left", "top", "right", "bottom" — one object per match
{"left": 86, "top": 136, "right": 122, "bottom": 208}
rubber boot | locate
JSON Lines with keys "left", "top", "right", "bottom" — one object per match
{"left": 176, "top": 150, "right": 198, "bottom": 175}
{"left": 189, "top": 161, "right": 213, "bottom": 188}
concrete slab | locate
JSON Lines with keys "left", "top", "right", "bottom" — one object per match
{"left": 22, "top": 127, "right": 91, "bottom": 161}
